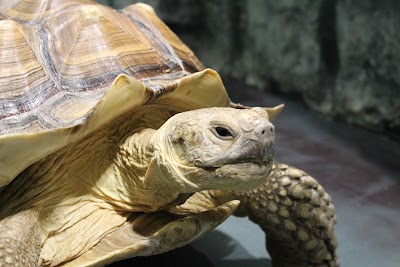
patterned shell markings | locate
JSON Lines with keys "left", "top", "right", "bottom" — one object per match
{"left": 0, "top": 0, "right": 229, "bottom": 187}
{"left": 0, "top": 0, "right": 204, "bottom": 135}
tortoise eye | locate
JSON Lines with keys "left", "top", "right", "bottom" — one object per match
{"left": 214, "top": 126, "right": 234, "bottom": 140}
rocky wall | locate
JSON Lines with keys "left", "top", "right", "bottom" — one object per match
{"left": 98, "top": 0, "right": 400, "bottom": 139}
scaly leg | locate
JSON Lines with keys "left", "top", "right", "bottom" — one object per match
{"left": 211, "top": 163, "right": 338, "bottom": 267}
{"left": 0, "top": 209, "right": 41, "bottom": 266}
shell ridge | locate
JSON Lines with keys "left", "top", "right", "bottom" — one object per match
{"left": 0, "top": 20, "right": 58, "bottom": 121}
{"left": 121, "top": 11, "right": 183, "bottom": 73}
{"left": 54, "top": 13, "right": 84, "bottom": 87}
{"left": 37, "top": 25, "right": 59, "bottom": 87}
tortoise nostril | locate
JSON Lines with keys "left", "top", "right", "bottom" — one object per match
{"left": 260, "top": 127, "right": 270, "bottom": 136}
{"left": 255, "top": 123, "right": 274, "bottom": 140}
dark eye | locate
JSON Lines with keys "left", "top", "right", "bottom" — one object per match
{"left": 214, "top": 126, "right": 234, "bottom": 139}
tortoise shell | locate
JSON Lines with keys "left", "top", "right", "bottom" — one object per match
{"left": 0, "top": 0, "right": 229, "bottom": 187}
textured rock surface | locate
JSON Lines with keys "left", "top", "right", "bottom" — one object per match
{"left": 98, "top": 0, "right": 400, "bottom": 138}
{"left": 335, "top": 1, "right": 400, "bottom": 135}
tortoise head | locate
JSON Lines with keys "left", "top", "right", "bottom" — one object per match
{"left": 155, "top": 107, "right": 276, "bottom": 191}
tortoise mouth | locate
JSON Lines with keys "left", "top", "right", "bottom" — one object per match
{"left": 220, "top": 161, "right": 270, "bottom": 171}
{"left": 192, "top": 158, "right": 273, "bottom": 192}
{"left": 203, "top": 161, "right": 268, "bottom": 170}
{"left": 195, "top": 142, "right": 274, "bottom": 172}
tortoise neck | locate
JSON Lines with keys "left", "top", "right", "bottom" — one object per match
{"left": 119, "top": 128, "right": 157, "bottom": 169}
{"left": 96, "top": 128, "right": 182, "bottom": 211}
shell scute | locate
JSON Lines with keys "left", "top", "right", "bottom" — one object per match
{"left": 0, "top": 0, "right": 206, "bottom": 136}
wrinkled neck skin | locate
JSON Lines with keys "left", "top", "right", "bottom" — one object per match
{"left": 0, "top": 108, "right": 192, "bottom": 218}
{"left": 150, "top": 127, "right": 202, "bottom": 192}
{"left": 98, "top": 127, "right": 194, "bottom": 212}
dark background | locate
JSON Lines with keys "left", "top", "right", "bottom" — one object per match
{"left": 98, "top": 0, "right": 400, "bottom": 141}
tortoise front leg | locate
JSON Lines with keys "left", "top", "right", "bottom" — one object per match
{"left": 0, "top": 209, "right": 42, "bottom": 266}
{"left": 212, "top": 163, "right": 338, "bottom": 267}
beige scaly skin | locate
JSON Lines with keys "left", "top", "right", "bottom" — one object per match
{"left": 177, "top": 164, "right": 338, "bottom": 267}
{"left": 0, "top": 106, "right": 275, "bottom": 267}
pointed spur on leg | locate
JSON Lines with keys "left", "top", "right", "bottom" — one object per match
{"left": 211, "top": 163, "right": 339, "bottom": 267}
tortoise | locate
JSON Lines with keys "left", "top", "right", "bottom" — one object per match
{"left": 0, "top": 1, "right": 338, "bottom": 266}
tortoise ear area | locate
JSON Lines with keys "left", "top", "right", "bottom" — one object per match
{"left": 169, "top": 126, "right": 188, "bottom": 160}
{"left": 264, "top": 104, "right": 284, "bottom": 121}
{"left": 229, "top": 102, "right": 284, "bottom": 121}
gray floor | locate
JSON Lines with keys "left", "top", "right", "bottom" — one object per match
{"left": 110, "top": 79, "right": 400, "bottom": 267}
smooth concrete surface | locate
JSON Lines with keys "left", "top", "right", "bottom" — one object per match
{"left": 110, "top": 79, "right": 400, "bottom": 267}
